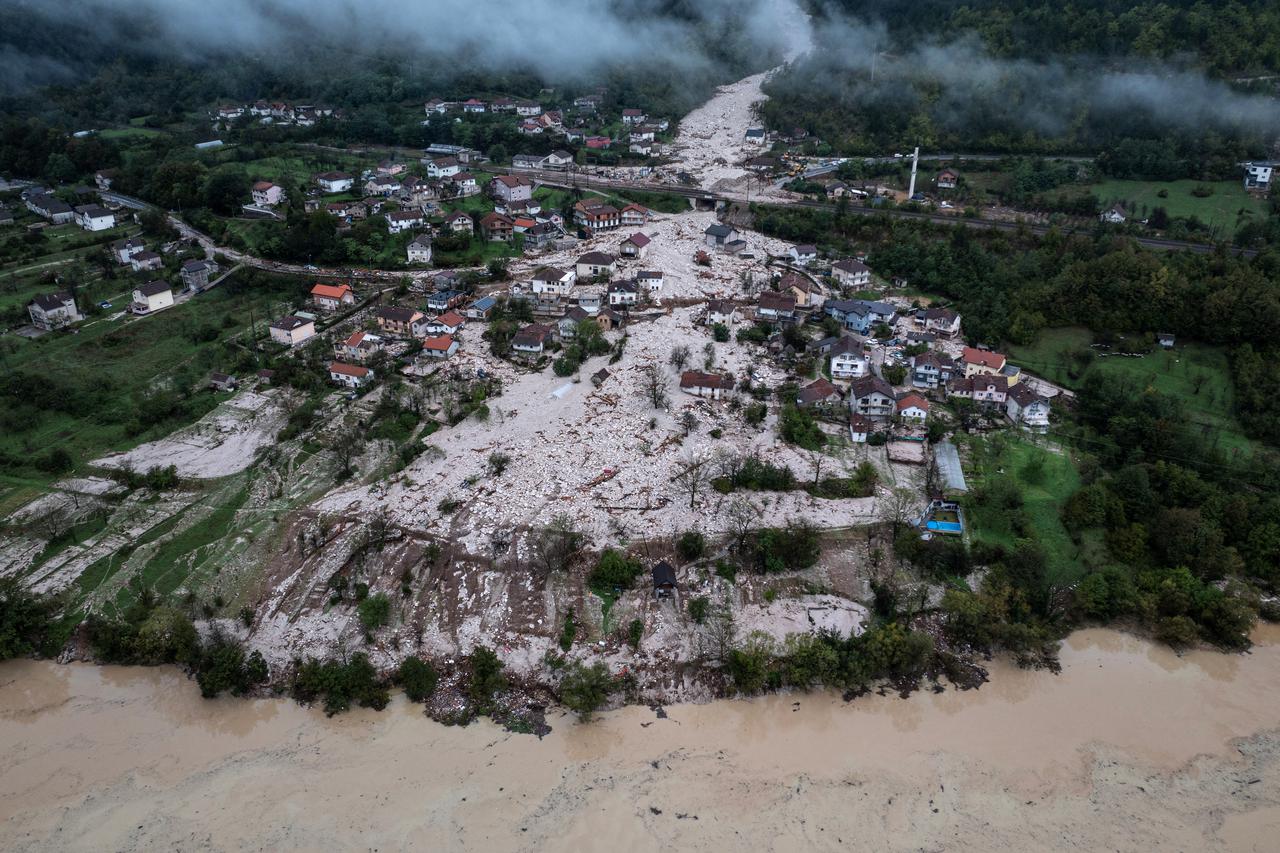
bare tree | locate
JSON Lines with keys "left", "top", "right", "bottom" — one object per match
{"left": 533, "top": 514, "right": 586, "bottom": 575}
{"left": 877, "top": 486, "right": 918, "bottom": 542}
{"left": 698, "top": 596, "right": 737, "bottom": 663}
{"left": 804, "top": 447, "right": 827, "bottom": 491}
{"left": 673, "top": 449, "right": 714, "bottom": 509}
{"left": 331, "top": 432, "right": 365, "bottom": 480}
{"left": 723, "top": 495, "right": 758, "bottom": 554}
{"left": 669, "top": 344, "right": 691, "bottom": 371}
{"left": 638, "top": 363, "right": 669, "bottom": 410}
{"left": 679, "top": 410, "right": 699, "bottom": 437}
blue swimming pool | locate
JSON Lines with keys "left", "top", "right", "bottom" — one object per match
{"left": 926, "top": 521, "right": 963, "bottom": 533}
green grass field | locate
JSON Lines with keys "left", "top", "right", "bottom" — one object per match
{"left": 1009, "top": 326, "right": 1254, "bottom": 457}
{"left": 1091, "top": 179, "right": 1266, "bottom": 232}
{"left": 960, "top": 434, "right": 1089, "bottom": 586}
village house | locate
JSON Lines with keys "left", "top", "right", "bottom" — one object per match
{"left": 916, "top": 307, "right": 962, "bottom": 338}
{"left": 462, "top": 98, "right": 487, "bottom": 113}
{"left": 706, "top": 299, "right": 736, "bottom": 326}
{"left": 781, "top": 272, "right": 824, "bottom": 309}
{"left": 270, "top": 315, "right": 316, "bottom": 346}
{"left": 465, "top": 295, "right": 497, "bottom": 320}
{"left": 523, "top": 221, "right": 558, "bottom": 250}
{"left": 479, "top": 212, "right": 515, "bottom": 242}
{"left": 1100, "top": 203, "right": 1128, "bottom": 224}
{"left": 443, "top": 211, "right": 474, "bottom": 234}
{"left": 1006, "top": 384, "right": 1051, "bottom": 429}
{"left": 512, "top": 322, "right": 553, "bottom": 356}
{"left": 400, "top": 176, "right": 438, "bottom": 204}
{"left": 744, "top": 127, "right": 766, "bottom": 146}
{"left": 375, "top": 306, "right": 426, "bottom": 336}
{"left": 489, "top": 174, "right": 534, "bottom": 204}
{"left": 1244, "top": 161, "right": 1274, "bottom": 191}
{"left": 316, "top": 172, "right": 355, "bottom": 193}
{"left": 386, "top": 210, "right": 425, "bottom": 234}
{"left": 796, "top": 378, "right": 843, "bottom": 410}
{"left": 426, "top": 156, "right": 461, "bottom": 179}
{"left": 576, "top": 251, "right": 617, "bottom": 280}
{"left": 621, "top": 108, "right": 647, "bottom": 125}
{"left": 252, "top": 181, "right": 285, "bottom": 206}
{"left": 28, "top": 291, "right": 82, "bottom": 330}
{"left": 832, "top": 258, "right": 871, "bottom": 288}
{"left": 947, "top": 375, "right": 1010, "bottom": 407}
{"left": 848, "top": 414, "right": 872, "bottom": 443}
{"left": 95, "top": 170, "right": 116, "bottom": 191}
{"left": 365, "top": 175, "right": 402, "bottom": 197}
{"left": 830, "top": 337, "right": 869, "bottom": 379}
{"left": 112, "top": 237, "right": 147, "bottom": 264}
{"left": 961, "top": 347, "right": 1008, "bottom": 379}
{"left": 421, "top": 334, "right": 460, "bottom": 360}
{"left": 180, "top": 259, "right": 219, "bottom": 291}
{"left": 608, "top": 280, "right": 640, "bottom": 308}
{"left": 531, "top": 266, "right": 576, "bottom": 296}
{"left": 896, "top": 392, "right": 930, "bottom": 423}
{"left": 911, "top": 351, "right": 955, "bottom": 389}
{"left": 545, "top": 150, "right": 575, "bottom": 169}
{"left": 680, "top": 370, "right": 735, "bottom": 400}
{"left": 825, "top": 298, "right": 893, "bottom": 334}
{"left": 848, "top": 376, "right": 896, "bottom": 418}
{"left": 329, "top": 361, "right": 374, "bottom": 388}
{"left": 936, "top": 169, "right": 958, "bottom": 190}
{"left": 630, "top": 140, "right": 653, "bottom": 156}
{"left": 619, "top": 232, "right": 651, "bottom": 260}
{"left": 209, "top": 372, "right": 238, "bottom": 392}
{"left": 620, "top": 203, "right": 650, "bottom": 228}
{"left": 636, "top": 269, "right": 664, "bottom": 295}
{"left": 557, "top": 306, "right": 592, "bottom": 340}
{"left": 573, "top": 200, "right": 621, "bottom": 231}
{"left": 447, "top": 172, "right": 479, "bottom": 196}
{"left": 703, "top": 223, "right": 739, "bottom": 249}
{"left": 334, "top": 330, "right": 385, "bottom": 363}
{"left": 789, "top": 244, "right": 817, "bottom": 266}
{"left": 129, "top": 251, "right": 163, "bottom": 273}
{"left": 25, "top": 193, "right": 74, "bottom": 224}
{"left": 130, "top": 280, "right": 173, "bottom": 315}
{"left": 424, "top": 310, "right": 464, "bottom": 336}
{"left": 377, "top": 160, "right": 407, "bottom": 177}
{"left": 575, "top": 287, "right": 604, "bottom": 314}
{"left": 311, "top": 283, "right": 355, "bottom": 311}
{"left": 512, "top": 153, "right": 547, "bottom": 170}
{"left": 406, "top": 234, "right": 433, "bottom": 264}
{"left": 757, "top": 290, "right": 797, "bottom": 322}
{"left": 75, "top": 204, "right": 115, "bottom": 232}
{"left": 427, "top": 289, "right": 465, "bottom": 312}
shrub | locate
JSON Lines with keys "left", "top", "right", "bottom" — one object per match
{"left": 588, "top": 549, "right": 643, "bottom": 596}
{"left": 559, "top": 609, "right": 576, "bottom": 652}
{"left": 397, "top": 657, "right": 438, "bottom": 702}
{"left": 357, "top": 593, "right": 391, "bottom": 630}
{"left": 468, "top": 646, "right": 506, "bottom": 712}
{"left": 712, "top": 323, "right": 730, "bottom": 343}
{"left": 627, "top": 618, "right": 643, "bottom": 649}
{"left": 676, "top": 530, "right": 706, "bottom": 561}
{"left": 688, "top": 596, "right": 709, "bottom": 624}
{"left": 559, "top": 661, "right": 614, "bottom": 721}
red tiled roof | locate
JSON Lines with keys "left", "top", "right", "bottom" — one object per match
{"left": 329, "top": 362, "right": 369, "bottom": 377}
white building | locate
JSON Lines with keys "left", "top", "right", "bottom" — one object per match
{"left": 251, "top": 181, "right": 285, "bottom": 206}
{"left": 329, "top": 362, "right": 373, "bottom": 388}
{"left": 75, "top": 204, "right": 115, "bottom": 231}
{"left": 270, "top": 315, "right": 316, "bottom": 346}
{"left": 315, "top": 172, "right": 354, "bottom": 193}
{"left": 28, "top": 291, "right": 81, "bottom": 330}
{"left": 131, "top": 280, "right": 174, "bottom": 315}
{"left": 406, "top": 234, "right": 433, "bottom": 264}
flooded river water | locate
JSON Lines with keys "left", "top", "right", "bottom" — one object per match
{"left": 2, "top": 627, "right": 1279, "bottom": 851}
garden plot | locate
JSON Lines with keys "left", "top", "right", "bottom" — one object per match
{"left": 93, "top": 389, "right": 293, "bottom": 479}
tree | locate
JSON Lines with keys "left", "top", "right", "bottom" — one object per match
{"left": 698, "top": 597, "right": 737, "bottom": 663}
{"left": 724, "top": 496, "right": 758, "bottom": 554}
{"left": 669, "top": 344, "right": 691, "bottom": 371}
{"left": 673, "top": 450, "right": 714, "bottom": 509}
{"left": 533, "top": 514, "right": 586, "bottom": 575}
{"left": 331, "top": 432, "right": 365, "bottom": 480}
{"left": 638, "top": 364, "right": 669, "bottom": 409}
{"left": 203, "top": 168, "right": 248, "bottom": 215}
{"left": 468, "top": 646, "right": 506, "bottom": 712}
{"left": 358, "top": 593, "right": 391, "bottom": 631}
{"left": 397, "top": 657, "right": 438, "bottom": 702}
{"left": 679, "top": 410, "right": 699, "bottom": 437}
{"left": 878, "top": 486, "right": 917, "bottom": 542}
{"left": 676, "top": 529, "right": 706, "bottom": 561}
{"left": 559, "top": 661, "right": 614, "bottom": 721}
{"left": 0, "top": 578, "right": 60, "bottom": 659}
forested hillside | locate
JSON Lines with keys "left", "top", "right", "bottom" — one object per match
{"left": 764, "top": 1, "right": 1280, "bottom": 171}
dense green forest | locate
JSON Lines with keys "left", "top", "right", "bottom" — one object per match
{"left": 763, "top": 1, "right": 1280, "bottom": 171}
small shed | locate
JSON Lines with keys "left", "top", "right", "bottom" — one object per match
{"left": 209, "top": 372, "right": 238, "bottom": 392}
{"left": 1157, "top": 332, "right": 1175, "bottom": 349}
{"left": 652, "top": 561, "right": 677, "bottom": 600}
{"left": 591, "top": 368, "right": 610, "bottom": 388}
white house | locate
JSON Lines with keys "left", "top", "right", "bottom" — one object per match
{"left": 315, "top": 172, "right": 355, "bottom": 193}
{"left": 679, "top": 370, "right": 734, "bottom": 400}
{"left": 421, "top": 334, "right": 460, "bottom": 359}
{"left": 619, "top": 232, "right": 651, "bottom": 260}
{"left": 406, "top": 234, "right": 433, "bottom": 264}
{"left": 426, "top": 156, "right": 461, "bottom": 179}
{"left": 1244, "top": 162, "right": 1274, "bottom": 191}
{"left": 848, "top": 376, "right": 896, "bottom": 418}
{"left": 896, "top": 393, "right": 930, "bottom": 423}
{"left": 1100, "top": 204, "right": 1127, "bottom": 224}
{"left": 531, "top": 266, "right": 576, "bottom": 296}
{"left": 512, "top": 323, "right": 553, "bottom": 356}
{"left": 75, "top": 204, "right": 115, "bottom": 231}
{"left": 576, "top": 251, "right": 617, "bottom": 280}
{"left": 637, "top": 269, "right": 664, "bottom": 294}
{"left": 311, "top": 283, "right": 354, "bottom": 311}
{"left": 830, "top": 339, "right": 869, "bottom": 379}
{"left": 386, "top": 210, "right": 425, "bottom": 234}
{"left": 112, "top": 237, "right": 146, "bottom": 265}
{"left": 608, "top": 280, "right": 639, "bottom": 307}
{"left": 251, "top": 181, "right": 285, "bottom": 206}
{"left": 28, "top": 291, "right": 82, "bottom": 330}
{"left": 270, "top": 315, "right": 316, "bottom": 346}
{"left": 1006, "top": 384, "right": 1051, "bottom": 430}
{"left": 490, "top": 174, "right": 534, "bottom": 203}
{"left": 131, "top": 280, "right": 174, "bottom": 315}
{"left": 444, "top": 211, "right": 473, "bottom": 234}
{"left": 706, "top": 299, "right": 736, "bottom": 326}
{"left": 917, "top": 307, "right": 962, "bottom": 338}
{"left": 832, "top": 258, "right": 871, "bottom": 288}
{"left": 329, "top": 361, "right": 374, "bottom": 388}
{"left": 848, "top": 414, "right": 872, "bottom": 443}
{"left": 789, "top": 244, "right": 817, "bottom": 266}
{"left": 129, "top": 251, "right": 163, "bottom": 273}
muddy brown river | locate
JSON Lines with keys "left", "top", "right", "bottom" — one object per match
{"left": 2, "top": 628, "right": 1279, "bottom": 851}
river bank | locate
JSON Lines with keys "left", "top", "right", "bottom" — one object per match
{"left": 3, "top": 627, "right": 1278, "bottom": 851}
